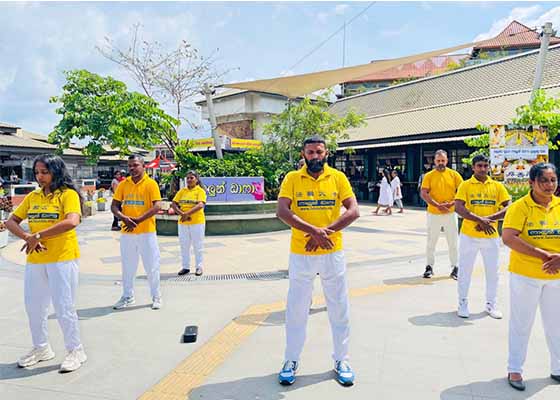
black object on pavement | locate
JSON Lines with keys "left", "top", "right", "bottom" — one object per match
{"left": 182, "top": 325, "right": 198, "bottom": 343}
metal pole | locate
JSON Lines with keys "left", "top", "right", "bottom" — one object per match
{"left": 203, "top": 84, "right": 223, "bottom": 160}
{"left": 342, "top": 20, "right": 346, "bottom": 68}
{"left": 530, "top": 22, "right": 554, "bottom": 103}
{"left": 287, "top": 98, "right": 292, "bottom": 164}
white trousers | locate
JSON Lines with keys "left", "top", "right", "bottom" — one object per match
{"left": 457, "top": 234, "right": 500, "bottom": 305}
{"left": 120, "top": 232, "right": 161, "bottom": 299}
{"left": 285, "top": 251, "right": 350, "bottom": 362}
{"left": 178, "top": 223, "right": 205, "bottom": 269}
{"left": 24, "top": 260, "right": 81, "bottom": 351}
{"left": 426, "top": 212, "right": 458, "bottom": 267}
{"left": 508, "top": 273, "right": 560, "bottom": 375}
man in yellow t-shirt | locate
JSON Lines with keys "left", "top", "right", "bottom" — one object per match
{"left": 421, "top": 149, "right": 463, "bottom": 279}
{"left": 276, "top": 136, "right": 360, "bottom": 387}
{"left": 111, "top": 155, "right": 163, "bottom": 310}
{"left": 454, "top": 155, "right": 511, "bottom": 319}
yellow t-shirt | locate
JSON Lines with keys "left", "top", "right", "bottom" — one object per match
{"left": 13, "top": 188, "right": 81, "bottom": 264}
{"left": 421, "top": 168, "right": 463, "bottom": 214}
{"left": 455, "top": 176, "right": 510, "bottom": 238}
{"left": 113, "top": 173, "right": 162, "bottom": 234}
{"left": 278, "top": 164, "right": 354, "bottom": 255}
{"left": 503, "top": 194, "right": 560, "bottom": 280}
{"left": 173, "top": 186, "right": 207, "bottom": 225}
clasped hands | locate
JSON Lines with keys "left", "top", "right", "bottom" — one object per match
{"left": 474, "top": 217, "right": 496, "bottom": 235}
{"left": 304, "top": 227, "right": 335, "bottom": 252}
{"left": 121, "top": 216, "right": 139, "bottom": 232}
{"left": 542, "top": 252, "right": 560, "bottom": 275}
{"left": 21, "top": 234, "right": 46, "bottom": 254}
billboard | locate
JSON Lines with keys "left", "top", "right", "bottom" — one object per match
{"left": 198, "top": 177, "right": 265, "bottom": 202}
{"left": 489, "top": 125, "right": 549, "bottom": 200}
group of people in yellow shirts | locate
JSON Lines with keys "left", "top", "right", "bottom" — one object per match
{"left": 4, "top": 141, "right": 560, "bottom": 392}
{"left": 5, "top": 154, "right": 208, "bottom": 373}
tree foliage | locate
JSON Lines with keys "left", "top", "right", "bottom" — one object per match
{"left": 463, "top": 89, "right": 560, "bottom": 164}
{"left": 49, "top": 69, "right": 178, "bottom": 162}
{"left": 262, "top": 91, "right": 366, "bottom": 164}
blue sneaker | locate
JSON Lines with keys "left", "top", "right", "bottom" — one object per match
{"left": 278, "top": 360, "right": 298, "bottom": 385}
{"left": 334, "top": 360, "right": 355, "bottom": 386}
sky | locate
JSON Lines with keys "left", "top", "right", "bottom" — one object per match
{"left": 1, "top": 1, "right": 559, "bottom": 139}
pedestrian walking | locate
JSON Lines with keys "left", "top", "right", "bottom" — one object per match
{"left": 276, "top": 136, "right": 360, "bottom": 387}
{"left": 372, "top": 169, "right": 393, "bottom": 215}
{"left": 111, "top": 155, "right": 163, "bottom": 310}
{"left": 110, "top": 170, "right": 124, "bottom": 231}
{"left": 454, "top": 155, "right": 511, "bottom": 319}
{"left": 391, "top": 170, "right": 404, "bottom": 213}
{"left": 421, "top": 149, "right": 463, "bottom": 279}
{"left": 502, "top": 163, "right": 560, "bottom": 391}
{"left": 171, "top": 170, "right": 207, "bottom": 277}
{"left": 5, "top": 154, "right": 87, "bottom": 373}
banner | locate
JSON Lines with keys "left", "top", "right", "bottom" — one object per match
{"left": 229, "top": 138, "right": 262, "bottom": 150}
{"left": 189, "top": 138, "right": 215, "bottom": 149}
{"left": 489, "top": 125, "right": 549, "bottom": 200}
{"left": 198, "top": 177, "right": 265, "bottom": 202}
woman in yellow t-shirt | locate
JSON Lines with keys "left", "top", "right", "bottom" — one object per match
{"left": 171, "top": 171, "right": 207, "bottom": 276}
{"left": 5, "top": 155, "right": 87, "bottom": 373}
{"left": 502, "top": 163, "right": 560, "bottom": 391}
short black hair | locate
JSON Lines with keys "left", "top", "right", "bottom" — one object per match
{"left": 529, "top": 162, "right": 557, "bottom": 181}
{"left": 128, "top": 154, "right": 144, "bottom": 163}
{"left": 472, "top": 154, "right": 489, "bottom": 165}
{"left": 302, "top": 135, "right": 326, "bottom": 148}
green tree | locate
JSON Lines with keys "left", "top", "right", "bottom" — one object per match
{"left": 262, "top": 91, "right": 366, "bottom": 165}
{"left": 49, "top": 70, "right": 179, "bottom": 162}
{"left": 463, "top": 89, "right": 560, "bottom": 164}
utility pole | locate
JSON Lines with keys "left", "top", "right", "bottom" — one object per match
{"left": 342, "top": 20, "right": 346, "bottom": 68}
{"left": 202, "top": 83, "right": 223, "bottom": 160}
{"left": 530, "top": 22, "right": 555, "bottom": 103}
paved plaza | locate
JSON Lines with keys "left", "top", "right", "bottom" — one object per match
{"left": 1, "top": 205, "right": 559, "bottom": 399}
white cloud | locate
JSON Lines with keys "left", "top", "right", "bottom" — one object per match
{"left": 334, "top": 4, "right": 349, "bottom": 15}
{"left": 379, "top": 24, "right": 410, "bottom": 38}
{"left": 316, "top": 3, "right": 350, "bottom": 24}
{"left": 473, "top": 5, "right": 560, "bottom": 41}
{"left": 317, "top": 11, "right": 330, "bottom": 24}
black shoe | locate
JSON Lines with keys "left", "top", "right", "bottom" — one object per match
{"left": 551, "top": 374, "right": 560, "bottom": 383}
{"left": 423, "top": 266, "right": 434, "bottom": 279}
{"left": 111, "top": 226, "right": 120, "bottom": 231}
{"left": 508, "top": 374, "right": 525, "bottom": 391}
{"left": 178, "top": 269, "right": 190, "bottom": 276}
{"left": 450, "top": 266, "right": 458, "bottom": 280}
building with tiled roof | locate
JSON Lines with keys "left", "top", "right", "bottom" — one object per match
{"left": 330, "top": 44, "right": 560, "bottom": 203}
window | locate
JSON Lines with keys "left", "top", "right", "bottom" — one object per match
{"left": 377, "top": 152, "right": 406, "bottom": 178}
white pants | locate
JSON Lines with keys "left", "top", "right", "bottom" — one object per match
{"left": 508, "top": 273, "right": 560, "bottom": 375}
{"left": 120, "top": 232, "right": 161, "bottom": 299}
{"left": 24, "top": 260, "right": 81, "bottom": 351}
{"left": 457, "top": 234, "right": 500, "bottom": 305}
{"left": 426, "top": 213, "right": 458, "bottom": 267}
{"left": 178, "top": 223, "right": 205, "bottom": 269}
{"left": 285, "top": 251, "right": 350, "bottom": 362}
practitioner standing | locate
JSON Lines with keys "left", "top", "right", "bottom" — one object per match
{"left": 5, "top": 155, "right": 87, "bottom": 372}
{"left": 111, "top": 155, "right": 163, "bottom": 310}
{"left": 276, "top": 136, "right": 360, "bottom": 386}
{"left": 502, "top": 163, "right": 560, "bottom": 391}
{"left": 454, "top": 155, "right": 510, "bottom": 319}
{"left": 421, "top": 149, "right": 463, "bottom": 279}
{"left": 171, "top": 170, "right": 207, "bottom": 277}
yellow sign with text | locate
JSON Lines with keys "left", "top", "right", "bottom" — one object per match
{"left": 230, "top": 138, "right": 262, "bottom": 149}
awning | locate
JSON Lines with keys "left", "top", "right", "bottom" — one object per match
{"left": 145, "top": 156, "right": 160, "bottom": 169}
{"left": 338, "top": 134, "right": 482, "bottom": 150}
{"left": 223, "top": 40, "right": 491, "bottom": 98}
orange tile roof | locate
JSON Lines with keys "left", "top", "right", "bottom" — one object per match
{"left": 474, "top": 20, "right": 560, "bottom": 50}
{"left": 346, "top": 54, "right": 469, "bottom": 83}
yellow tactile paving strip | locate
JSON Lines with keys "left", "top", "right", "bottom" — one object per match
{"left": 138, "top": 272, "right": 480, "bottom": 400}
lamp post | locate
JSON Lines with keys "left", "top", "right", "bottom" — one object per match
{"left": 202, "top": 83, "right": 223, "bottom": 160}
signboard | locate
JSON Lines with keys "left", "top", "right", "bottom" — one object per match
{"left": 229, "top": 138, "right": 262, "bottom": 150}
{"left": 190, "top": 138, "right": 215, "bottom": 149}
{"left": 489, "top": 125, "right": 549, "bottom": 200}
{"left": 199, "top": 177, "right": 265, "bottom": 202}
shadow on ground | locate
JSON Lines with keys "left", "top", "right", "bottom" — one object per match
{"left": 441, "top": 377, "right": 556, "bottom": 399}
{"left": 409, "top": 311, "right": 487, "bottom": 328}
{"left": 189, "top": 371, "right": 338, "bottom": 400}
{"left": 233, "top": 307, "right": 327, "bottom": 327}
{"left": 0, "top": 362, "right": 60, "bottom": 380}
{"left": 47, "top": 303, "right": 152, "bottom": 320}
{"left": 383, "top": 275, "right": 451, "bottom": 286}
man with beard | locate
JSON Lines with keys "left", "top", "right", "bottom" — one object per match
{"left": 276, "top": 136, "right": 360, "bottom": 387}
{"left": 421, "top": 149, "right": 463, "bottom": 280}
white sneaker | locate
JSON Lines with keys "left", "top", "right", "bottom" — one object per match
{"left": 59, "top": 347, "right": 87, "bottom": 373}
{"left": 485, "top": 303, "right": 503, "bottom": 319}
{"left": 113, "top": 296, "right": 135, "bottom": 310}
{"left": 17, "top": 345, "right": 55, "bottom": 368}
{"left": 458, "top": 299, "right": 469, "bottom": 318}
{"left": 152, "top": 297, "right": 162, "bottom": 310}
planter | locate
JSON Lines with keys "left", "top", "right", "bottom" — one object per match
{"left": 97, "top": 202, "right": 106, "bottom": 211}
{"left": 0, "top": 229, "right": 8, "bottom": 248}
{"left": 83, "top": 203, "right": 95, "bottom": 218}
